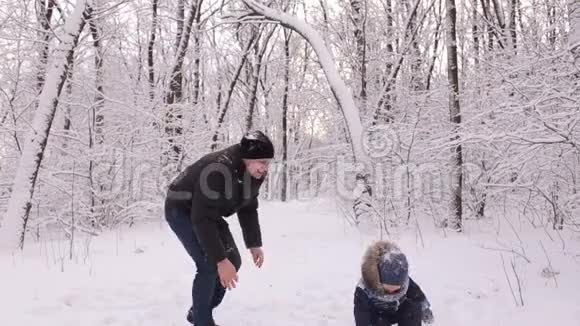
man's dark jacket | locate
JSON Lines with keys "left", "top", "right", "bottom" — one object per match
{"left": 165, "top": 144, "right": 263, "bottom": 264}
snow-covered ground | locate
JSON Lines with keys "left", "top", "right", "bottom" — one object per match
{"left": 2, "top": 199, "right": 580, "bottom": 326}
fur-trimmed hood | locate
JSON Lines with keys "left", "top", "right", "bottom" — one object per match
{"left": 360, "top": 240, "right": 406, "bottom": 295}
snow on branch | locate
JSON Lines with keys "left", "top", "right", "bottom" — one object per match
{"left": 239, "top": 0, "right": 369, "bottom": 164}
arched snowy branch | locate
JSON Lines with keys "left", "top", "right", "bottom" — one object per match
{"left": 239, "top": 0, "right": 375, "bottom": 223}
{"left": 240, "top": 0, "right": 369, "bottom": 165}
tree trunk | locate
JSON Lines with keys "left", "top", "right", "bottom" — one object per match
{"left": 147, "top": 0, "right": 158, "bottom": 100}
{"left": 472, "top": 0, "right": 480, "bottom": 66}
{"left": 508, "top": 0, "right": 517, "bottom": 51}
{"left": 36, "top": 0, "right": 55, "bottom": 92}
{"left": 89, "top": 15, "right": 104, "bottom": 145}
{"left": 166, "top": 0, "right": 200, "bottom": 105}
{"left": 318, "top": 0, "right": 329, "bottom": 28}
{"left": 350, "top": 0, "right": 367, "bottom": 110}
{"left": 175, "top": 0, "right": 185, "bottom": 51}
{"left": 192, "top": 3, "right": 203, "bottom": 105}
{"left": 165, "top": 0, "right": 201, "bottom": 160}
{"left": 211, "top": 34, "right": 258, "bottom": 150}
{"left": 134, "top": 15, "right": 144, "bottom": 95}
{"left": 491, "top": 0, "right": 506, "bottom": 30}
{"left": 547, "top": 0, "right": 556, "bottom": 49}
{"left": 246, "top": 26, "right": 276, "bottom": 131}
{"left": 403, "top": 0, "right": 423, "bottom": 91}
{"left": 481, "top": 0, "right": 497, "bottom": 51}
{"left": 517, "top": 0, "right": 525, "bottom": 37}
{"left": 373, "top": 0, "right": 425, "bottom": 124}
{"left": 63, "top": 62, "right": 74, "bottom": 132}
{"left": 426, "top": 0, "right": 443, "bottom": 90}
{"left": 0, "top": 0, "right": 89, "bottom": 250}
{"left": 570, "top": 0, "right": 580, "bottom": 69}
{"left": 87, "top": 8, "right": 105, "bottom": 221}
{"left": 281, "top": 30, "right": 291, "bottom": 202}
{"left": 245, "top": 27, "right": 260, "bottom": 131}
{"left": 88, "top": 109, "right": 96, "bottom": 222}
{"left": 490, "top": 0, "right": 509, "bottom": 50}
{"left": 446, "top": 0, "right": 463, "bottom": 231}
{"left": 376, "top": 0, "right": 394, "bottom": 123}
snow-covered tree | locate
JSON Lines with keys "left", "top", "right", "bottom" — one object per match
{"left": 0, "top": 0, "right": 91, "bottom": 250}
{"left": 0, "top": 0, "right": 579, "bottom": 247}
{"left": 445, "top": 0, "right": 463, "bottom": 230}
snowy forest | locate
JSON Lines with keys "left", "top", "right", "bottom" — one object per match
{"left": 0, "top": 0, "right": 579, "bottom": 248}
{"left": 1, "top": 0, "right": 580, "bottom": 325}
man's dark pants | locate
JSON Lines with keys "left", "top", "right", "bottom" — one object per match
{"left": 165, "top": 202, "right": 241, "bottom": 326}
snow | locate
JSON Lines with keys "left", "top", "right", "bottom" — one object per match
{"left": 0, "top": 0, "right": 89, "bottom": 250}
{"left": 243, "top": 131, "right": 260, "bottom": 140}
{"left": 381, "top": 247, "right": 404, "bottom": 263}
{"left": 1, "top": 199, "right": 580, "bottom": 326}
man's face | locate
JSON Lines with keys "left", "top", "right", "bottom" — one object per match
{"left": 243, "top": 159, "right": 271, "bottom": 179}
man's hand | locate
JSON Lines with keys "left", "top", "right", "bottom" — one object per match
{"left": 249, "top": 247, "right": 264, "bottom": 268}
{"left": 217, "top": 258, "right": 238, "bottom": 290}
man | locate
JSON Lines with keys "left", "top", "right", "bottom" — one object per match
{"left": 354, "top": 240, "right": 434, "bottom": 326}
{"left": 165, "top": 130, "right": 274, "bottom": 326}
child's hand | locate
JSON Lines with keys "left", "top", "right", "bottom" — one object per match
{"left": 422, "top": 307, "right": 434, "bottom": 324}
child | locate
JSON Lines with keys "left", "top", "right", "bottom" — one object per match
{"left": 354, "top": 241, "right": 434, "bottom": 326}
